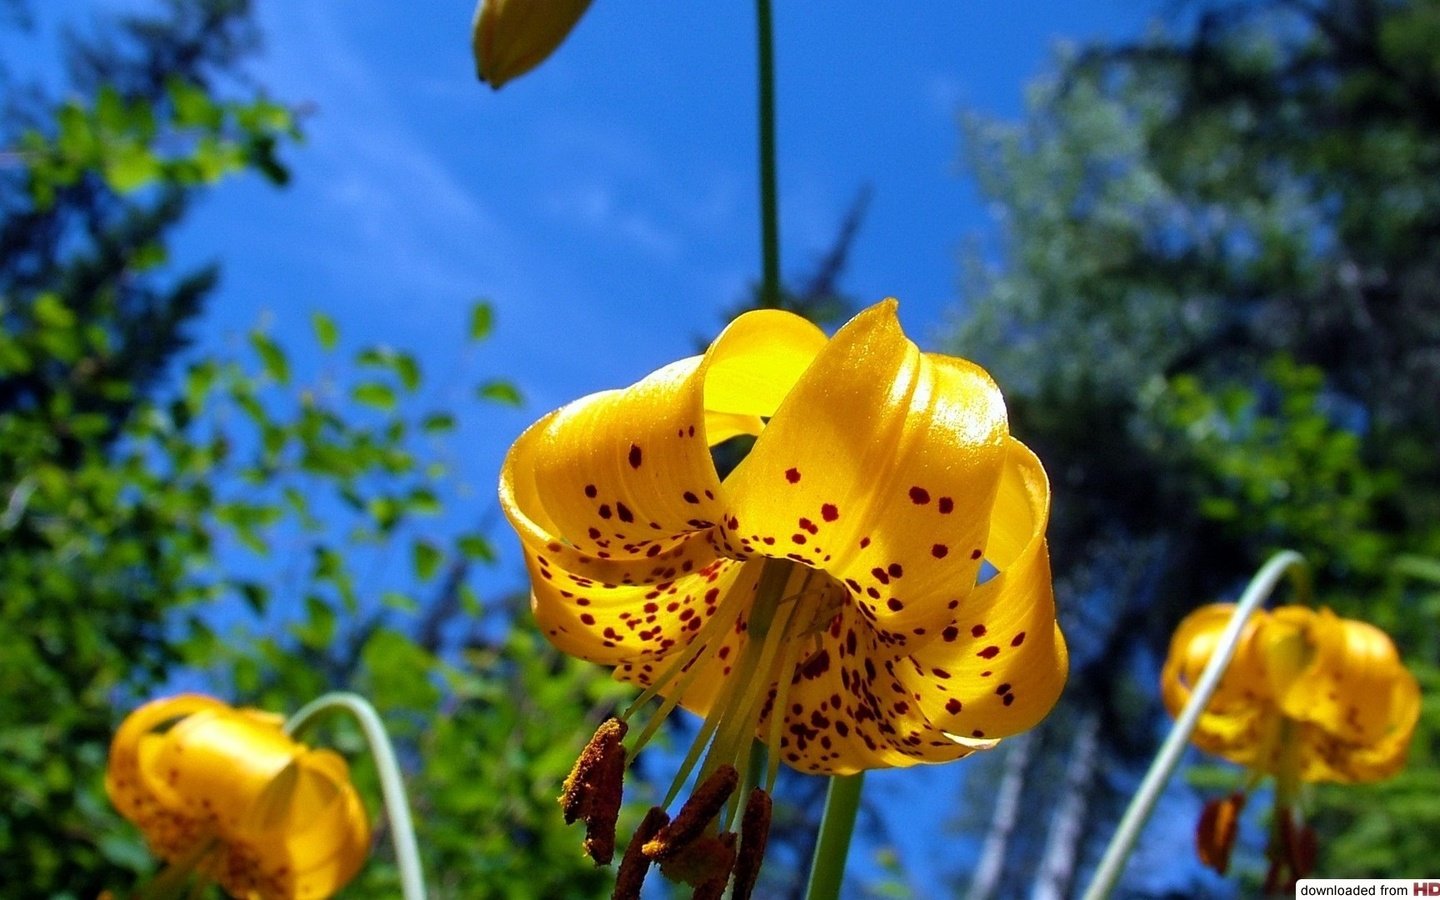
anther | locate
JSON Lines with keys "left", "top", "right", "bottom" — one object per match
{"left": 560, "top": 718, "right": 628, "bottom": 864}
{"left": 658, "top": 831, "right": 736, "bottom": 890}
{"left": 731, "top": 788, "right": 773, "bottom": 900}
{"left": 612, "top": 806, "right": 669, "bottom": 900}
{"left": 642, "top": 764, "right": 739, "bottom": 860}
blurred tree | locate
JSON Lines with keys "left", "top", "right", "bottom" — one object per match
{"left": 0, "top": 3, "right": 626, "bottom": 898}
{"left": 943, "top": 0, "right": 1440, "bottom": 892}
{"left": 0, "top": 0, "right": 301, "bottom": 892}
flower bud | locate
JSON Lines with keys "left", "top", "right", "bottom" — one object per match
{"left": 471, "top": 0, "right": 593, "bottom": 89}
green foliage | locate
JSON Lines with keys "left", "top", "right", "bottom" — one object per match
{"left": 1139, "top": 355, "right": 1401, "bottom": 579}
{"left": 1, "top": 3, "right": 601, "bottom": 897}
{"left": 944, "top": 0, "right": 1440, "bottom": 890}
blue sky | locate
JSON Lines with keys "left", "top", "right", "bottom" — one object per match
{"left": 31, "top": 0, "right": 1188, "bottom": 892}
{"left": 163, "top": 0, "right": 1161, "bottom": 567}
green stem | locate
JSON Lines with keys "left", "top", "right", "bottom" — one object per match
{"left": 755, "top": 0, "right": 781, "bottom": 309}
{"left": 1080, "top": 550, "right": 1311, "bottom": 900}
{"left": 285, "top": 692, "right": 427, "bottom": 900}
{"left": 804, "top": 772, "right": 865, "bottom": 900}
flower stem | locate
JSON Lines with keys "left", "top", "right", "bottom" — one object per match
{"left": 804, "top": 772, "right": 865, "bottom": 900}
{"left": 285, "top": 692, "right": 427, "bottom": 900}
{"left": 755, "top": 0, "right": 781, "bottom": 309}
{"left": 1080, "top": 550, "right": 1311, "bottom": 900}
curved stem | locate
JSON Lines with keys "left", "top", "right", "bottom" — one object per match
{"left": 1080, "top": 550, "right": 1311, "bottom": 900}
{"left": 804, "top": 772, "right": 865, "bottom": 900}
{"left": 285, "top": 692, "right": 427, "bottom": 900}
{"left": 755, "top": 0, "right": 781, "bottom": 309}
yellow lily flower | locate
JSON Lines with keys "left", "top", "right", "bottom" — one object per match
{"left": 500, "top": 300, "right": 1067, "bottom": 892}
{"left": 471, "top": 0, "right": 594, "bottom": 89}
{"left": 1161, "top": 603, "right": 1419, "bottom": 888}
{"left": 1163, "top": 603, "right": 1419, "bottom": 783}
{"left": 106, "top": 694, "right": 371, "bottom": 899}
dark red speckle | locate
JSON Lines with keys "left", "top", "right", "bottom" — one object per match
{"left": 932, "top": 544, "right": 949, "bottom": 558}
{"left": 821, "top": 503, "right": 839, "bottom": 522}
{"left": 785, "top": 468, "right": 801, "bottom": 484}
{"left": 628, "top": 444, "right": 643, "bottom": 468}
{"left": 972, "top": 624, "right": 987, "bottom": 637}
{"left": 584, "top": 484, "right": 598, "bottom": 498}
{"left": 938, "top": 497, "right": 954, "bottom": 514}
{"left": 909, "top": 486, "right": 930, "bottom": 504}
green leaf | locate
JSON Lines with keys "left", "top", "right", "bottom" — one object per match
{"left": 458, "top": 534, "right": 496, "bottom": 563}
{"left": 477, "top": 380, "right": 523, "bottom": 407}
{"left": 394, "top": 352, "right": 422, "bottom": 391}
{"left": 412, "top": 539, "right": 443, "bottom": 581}
{"left": 104, "top": 141, "right": 160, "bottom": 193}
{"left": 469, "top": 300, "right": 495, "bottom": 341}
{"left": 352, "top": 382, "right": 397, "bottom": 411}
{"left": 249, "top": 331, "right": 290, "bottom": 384}
{"left": 421, "top": 412, "right": 456, "bottom": 434}
{"left": 311, "top": 311, "right": 339, "bottom": 350}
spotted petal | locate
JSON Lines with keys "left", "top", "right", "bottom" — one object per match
{"left": 500, "top": 310, "right": 827, "bottom": 664}
{"left": 723, "top": 301, "right": 1008, "bottom": 646}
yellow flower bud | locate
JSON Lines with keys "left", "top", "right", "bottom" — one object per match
{"left": 471, "top": 0, "right": 594, "bottom": 89}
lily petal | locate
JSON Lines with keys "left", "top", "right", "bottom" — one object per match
{"left": 723, "top": 301, "right": 1008, "bottom": 645}
{"left": 899, "top": 439, "right": 1068, "bottom": 742}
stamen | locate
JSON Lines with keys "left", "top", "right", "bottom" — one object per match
{"left": 701, "top": 588, "right": 801, "bottom": 798}
{"left": 732, "top": 788, "right": 772, "bottom": 900}
{"left": 643, "top": 764, "right": 738, "bottom": 860}
{"left": 623, "top": 580, "right": 752, "bottom": 723}
{"left": 559, "top": 718, "right": 627, "bottom": 864}
{"left": 766, "top": 590, "right": 823, "bottom": 791}
{"left": 611, "top": 806, "right": 669, "bottom": 900}
{"left": 658, "top": 831, "right": 736, "bottom": 890}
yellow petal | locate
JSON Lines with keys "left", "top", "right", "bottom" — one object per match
{"left": 226, "top": 748, "right": 371, "bottom": 899}
{"left": 471, "top": 0, "right": 593, "bottom": 89}
{"left": 500, "top": 309, "right": 827, "bottom": 660}
{"left": 106, "top": 694, "right": 228, "bottom": 824}
{"left": 1277, "top": 609, "right": 1422, "bottom": 782}
{"left": 1160, "top": 604, "right": 1277, "bottom": 767}
{"left": 142, "top": 707, "right": 301, "bottom": 836}
{"left": 722, "top": 300, "right": 1010, "bottom": 646}
{"left": 897, "top": 439, "right": 1067, "bottom": 744}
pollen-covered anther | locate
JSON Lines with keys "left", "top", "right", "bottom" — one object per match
{"left": 559, "top": 717, "right": 628, "bottom": 864}
{"left": 658, "top": 831, "right": 736, "bottom": 890}
{"left": 641, "top": 764, "right": 739, "bottom": 861}
{"left": 1195, "top": 792, "right": 1245, "bottom": 875}
{"left": 612, "top": 806, "right": 670, "bottom": 900}
{"left": 731, "top": 788, "right": 772, "bottom": 900}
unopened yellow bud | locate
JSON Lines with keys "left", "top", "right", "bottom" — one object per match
{"left": 471, "top": 0, "right": 594, "bottom": 89}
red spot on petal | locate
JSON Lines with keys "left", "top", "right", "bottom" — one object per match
{"left": 628, "top": 444, "right": 643, "bottom": 468}
{"left": 821, "top": 503, "right": 839, "bottom": 522}
{"left": 909, "top": 486, "right": 930, "bottom": 504}
{"left": 978, "top": 645, "right": 1000, "bottom": 659}
{"left": 942, "top": 626, "right": 959, "bottom": 641}
{"left": 945, "top": 698, "right": 962, "bottom": 714}
{"left": 931, "top": 544, "right": 949, "bottom": 558}
{"left": 580, "top": 613, "right": 596, "bottom": 625}
{"left": 785, "top": 468, "right": 801, "bottom": 483}
{"left": 972, "top": 624, "right": 987, "bottom": 637}
{"left": 584, "top": 484, "right": 598, "bottom": 498}
{"left": 683, "top": 491, "right": 699, "bottom": 504}
{"left": 887, "top": 598, "right": 904, "bottom": 612}
{"left": 1011, "top": 632, "right": 1027, "bottom": 647}
{"left": 938, "top": 497, "right": 954, "bottom": 514}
